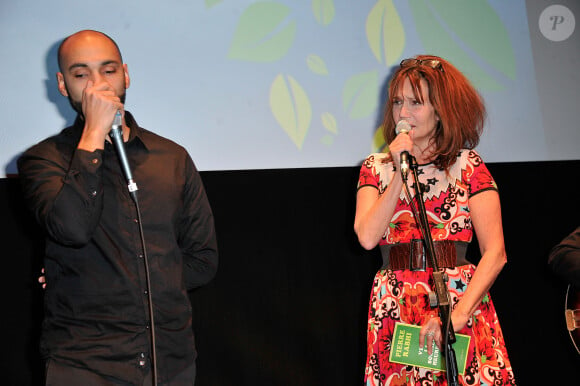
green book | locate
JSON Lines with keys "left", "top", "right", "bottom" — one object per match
{"left": 389, "top": 322, "right": 471, "bottom": 375}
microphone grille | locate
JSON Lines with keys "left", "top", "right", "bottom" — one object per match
{"left": 395, "top": 120, "right": 411, "bottom": 135}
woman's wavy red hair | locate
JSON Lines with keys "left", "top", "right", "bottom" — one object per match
{"left": 382, "top": 55, "right": 485, "bottom": 171}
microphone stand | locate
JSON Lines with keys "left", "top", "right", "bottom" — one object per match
{"left": 408, "top": 156, "right": 459, "bottom": 385}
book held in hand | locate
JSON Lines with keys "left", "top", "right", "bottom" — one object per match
{"left": 388, "top": 322, "right": 471, "bottom": 375}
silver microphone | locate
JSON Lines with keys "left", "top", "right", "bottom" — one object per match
{"left": 109, "top": 111, "right": 138, "bottom": 195}
{"left": 395, "top": 120, "right": 411, "bottom": 178}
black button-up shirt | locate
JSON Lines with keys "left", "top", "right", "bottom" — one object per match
{"left": 17, "top": 112, "right": 218, "bottom": 384}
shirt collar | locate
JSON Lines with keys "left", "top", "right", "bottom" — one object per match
{"left": 123, "top": 111, "right": 148, "bottom": 151}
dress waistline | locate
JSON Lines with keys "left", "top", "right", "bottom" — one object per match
{"left": 379, "top": 240, "right": 468, "bottom": 271}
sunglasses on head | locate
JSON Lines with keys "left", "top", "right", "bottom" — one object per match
{"left": 400, "top": 58, "right": 444, "bottom": 72}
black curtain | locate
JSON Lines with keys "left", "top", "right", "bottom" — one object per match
{"left": 2, "top": 160, "right": 580, "bottom": 385}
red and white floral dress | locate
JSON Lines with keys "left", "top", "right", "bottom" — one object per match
{"left": 358, "top": 150, "right": 515, "bottom": 386}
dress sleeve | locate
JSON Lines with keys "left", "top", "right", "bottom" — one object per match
{"left": 357, "top": 154, "right": 381, "bottom": 191}
{"left": 464, "top": 150, "right": 498, "bottom": 197}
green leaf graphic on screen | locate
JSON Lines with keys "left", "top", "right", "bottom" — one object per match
{"left": 306, "top": 54, "right": 329, "bottom": 75}
{"left": 373, "top": 125, "right": 387, "bottom": 153}
{"left": 321, "top": 134, "right": 334, "bottom": 146}
{"left": 408, "top": 0, "right": 516, "bottom": 90}
{"left": 321, "top": 112, "right": 338, "bottom": 134}
{"left": 228, "top": 2, "right": 296, "bottom": 62}
{"left": 205, "top": 0, "right": 222, "bottom": 8}
{"left": 366, "top": 0, "right": 405, "bottom": 66}
{"left": 312, "top": 0, "right": 335, "bottom": 26}
{"left": 270, "top": 74, "right": 312, "bottom": 150}
{"left": 342, "top": 70, "right": 379, "bottom": 119}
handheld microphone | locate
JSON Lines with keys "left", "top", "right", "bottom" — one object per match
{"left": 395, "top": 120, "right": 411, "bottom": 178}
{"left": 109, "top": 111, "right": 138, "bottom": 195}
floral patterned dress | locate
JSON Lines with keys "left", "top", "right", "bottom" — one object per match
{"left": 358, "top": 150, "right": 515, "bottom": 386}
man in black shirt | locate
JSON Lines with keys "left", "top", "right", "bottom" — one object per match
{"left": 17, "top": 30, "right": 218, "bottom": 385}
{"left": 549, "top": 226, "right": 580, "bottom": 287}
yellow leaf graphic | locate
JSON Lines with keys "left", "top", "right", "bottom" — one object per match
{"left": 306, "top": 54, "right": 329, "bottom": 75}
{"left": 312, "top": 0, "right": 336, "bottom": 26}
{"left": 321, "top": 112, "right": 338, "bottom": 134}
{"left": 270, "top": 74, "right": 312, "bottom": 150}
{"left": 366, "top": 0, "right": 405, "bottom": 66}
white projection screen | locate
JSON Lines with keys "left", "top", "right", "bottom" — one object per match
{"left": 0, "top": 0, "right": 578, "bottom": 177}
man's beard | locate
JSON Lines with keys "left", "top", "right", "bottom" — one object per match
{"left": 69, "top": 92, "right": 127, "bottom": 118}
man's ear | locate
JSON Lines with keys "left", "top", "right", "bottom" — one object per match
{"left": 56, "top": 72, "right": 68, "bottom": 97}
{"left": 123, "top": 64, "right": 130, "bottom": 89}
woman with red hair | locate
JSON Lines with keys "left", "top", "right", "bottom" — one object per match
{"left": 355, "top": 55, "right": 515, "bottom": 385}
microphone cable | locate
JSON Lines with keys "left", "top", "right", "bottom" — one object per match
{"left": 133, "top": 196, "right": 158, "bottom": 386}
{"left": 110, "top": 111, "right": 158, "bottom": 385}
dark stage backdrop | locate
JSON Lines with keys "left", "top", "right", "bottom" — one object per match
{"left": 2, "top": 160, "right": 579, "bottom": 385}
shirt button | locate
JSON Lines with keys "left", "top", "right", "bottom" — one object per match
{"left": 139, "top": 353, "right": 146, "bottom": 366}
{"left": 90, "top": 190, "right": 97, "bottom": 197}
{"left": 144, "top": 290, "right": 148, "bottom": 295}
{"left": 91, "top": 158, "right": 99, "bottom": 165}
